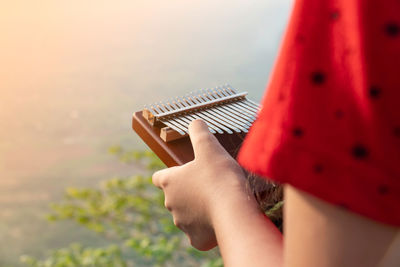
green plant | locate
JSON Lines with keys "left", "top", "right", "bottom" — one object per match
{"left": 21, "top": 244, "right": 126, "bottom": 267}
{"left": 21, "top": 147, "right": 222, "bottom": 267}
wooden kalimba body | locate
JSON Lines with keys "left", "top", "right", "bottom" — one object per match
{"left": 132, "top": 85, "right": 260, "bottom": 167}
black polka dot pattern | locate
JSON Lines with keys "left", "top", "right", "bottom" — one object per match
{"left": 334, "top": 109, "right": 344, "bottom": 119}
{"left": 378, "top": 185, "right": 389, "bottom": 195}
{"left": 385, "top": 22, "right": 399, "bottom": 37}
{"left": 331, "top": 10, "right": 340, "bottom": 20}
{"left": 292, "top": 127, "right": 304, "bottom": 137}
{"left": 238, "top": 1, "right": 400, "bottom": 226}
{"left": 296, "top": 34, "right": 305, "bottom": 43}
{"left": 369, "top": 86, "right": 382, "bottom": 99}
{"left": 311, "top": 71, "right": 326, "bottom": 85}
{"left": 352, "top": 144, "right": 369, "bottom": 159}
{"left": 393, "top": 127, "right": 400, "bottom": 138}
{"left": 313, "top": 163, "right": 324, "bottom": 173}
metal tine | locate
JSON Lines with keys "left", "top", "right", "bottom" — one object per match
{"left": 177, "top": 116, "right": 194, "bottom": 129}
{"left": 215, "top": 86, "right": 241, "bottom": 102}
{"left": 167, "top": 118, "right": 189, "bottom": 134}
{"left": 206, "top": 107, "right": 249, "bottom": 133}
{"left": 217, "top": 90, "right": 258, "bottom": 118}
{"left": 181, "top": 92, "right": 228, "bottom": 134}
{"left": 223, "top": 84, "right": 237, "bottom": 94}
{"left": 244, "top": 98, "right": 261, "bottom": 108}
{"left": 144, "top": 104, "right": 157, "bottom": 115}
{"left": 200, "top": 89, "right": 247, "bottom": 130}
{"left": 206, "top": 88, "right": 252, "bottom": 128}
{"left": 236, "top": 100, "right": 259, "bottom": 113}
{"left": 195, "top": 90, "right": 239, "bottom": 130}
{"left": 203, "top": 89, "right": 250, "bottom": 131}
{"left": 161, "top": 100, "right": 177, "bottom": 113}
{"left": 157, "top": 101, "right": 189, "bottom": 133}
{"left": 161, "top": 120, "right": 187, "bottom": 135}
{"left": 145, "top": 104, "right": 187, "bottom": 135}
{"left": 184, "top": 94, "right": 231, "bottom": 134}
{"left": 221, "top": 85, "right": 235, "bottom": 96}
{"left": 222, "top": 86, "right": 260, "bottom": 112}
{"left": 242, "top": 103, "right": 260, "bottom": 115}
{"left": 186, "top": 90, "right": 235, "bottom": 133}
{"left": 224, "top": 85, "right": 244, "bottom": 97}
{"left": 218, "top": 102, "right": 253, "bottom": 126}
{"left": 165, "top": 98, "right": 195, "bottom": 125}
{"left": 228, "top": 102, "right": 257, "bottom": 120}
{"left": 211, "top": 88, "right": 252, "bottom": 118}
{"left": 214, "top": 88, "right": 257, "bottom": 120}
{"left": 168, "top": 97, "right": 197, "bottom": 123}
{"left": 188, "top": 92, "right": 234, "bottom": 134}
{"left": 156, "top": 101, "right": 169, "bottom": 113}
{"left": 221, "top": 85, "right": 258, "bottom": 112}
{"left": 160, "top": 117, "right": 188, "bottom": 135}
{"left": 180, "top": 96, "right": 226, "bottom": 134}
{"left": 222, "top": 85, "right": 258, "bottom": 114}
{"left": 161, "top": 100, "right": 194, "bottom": 129}
{"left": 196, "top": 91, "right": 242, "bottom": 133}
{"left": 204, "top": 87, "right": 224, "bottom": 100}
{"left": 174, "top": 96, "right": 222, "bottom": 134}
{"left": 202, "top": 105, "right": 243, "bottom": 133}
{"left": 149, "top": 103, "right": 163, "bottom": 115}
{"left": 244, "top": 99, "right": 261, "bottom": 110}
{"left": 169, "top": 97, "right": 217, "bottom": 134}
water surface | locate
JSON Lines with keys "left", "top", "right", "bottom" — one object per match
{"left": 0, "top": 0, "right": 291, "bottom": 265}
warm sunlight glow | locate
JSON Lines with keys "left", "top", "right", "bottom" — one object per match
{"left": 0, "top": 1, "right": 290, "bottom": 265}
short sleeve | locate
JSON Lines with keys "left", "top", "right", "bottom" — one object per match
{"left": 238, "top": 0, "right": 400, "bottom": 226}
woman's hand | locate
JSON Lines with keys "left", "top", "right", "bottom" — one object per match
{"left": 152, "top": 119, "right": 249, "bottom": 251}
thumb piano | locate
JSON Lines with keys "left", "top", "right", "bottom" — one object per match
{"left": 132, "top": 85, "right": 260, "bottom": 167}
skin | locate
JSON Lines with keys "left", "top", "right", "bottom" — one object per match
{"left": 152, "top": 119, "right": 399, "bottom": 267}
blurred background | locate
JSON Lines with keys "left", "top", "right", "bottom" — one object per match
{"left": 0, "top": 0, "right": 291, "bottom": 265}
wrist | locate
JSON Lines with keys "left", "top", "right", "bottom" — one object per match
{"left": 207, "top": 177, "right": 283, "bottom": 267}
{"left": 208, "top": 177, "right": 262, "bottom": 229}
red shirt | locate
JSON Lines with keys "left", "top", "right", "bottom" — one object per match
{"left": 238, "top": 0, "right": 400, "bottom": 226}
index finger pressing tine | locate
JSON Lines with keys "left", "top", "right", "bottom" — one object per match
{"left": 188, "top": 119, "right": 210, "bottom": 134}
{"left": 188, "top": 119, "right": 227, "bottom": 159}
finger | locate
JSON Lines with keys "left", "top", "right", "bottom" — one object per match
{"left": 173, "top": 217, "right": 186, "bottom": 232}
{"left": 152, "top": 169, "right": 165, "bottom": 189}
{"left": 152, "top": 166, "right": 179, "bottom": 188}
{"left": 188, "top": 119, "right": 227, "bottom": 159}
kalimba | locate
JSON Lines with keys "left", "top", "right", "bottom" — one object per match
{"left": 132, "top": 85, "right": 283, "bottom": 229}
{"left": 132, "top": 85, "right": 260, "bottom": 167}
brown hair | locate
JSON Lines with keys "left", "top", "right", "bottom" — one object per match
{"left": 245, "top": 171, "right": 284, "bottom": 231}
{"left": 233, "top": 143, "right": 283, "bottom": 231}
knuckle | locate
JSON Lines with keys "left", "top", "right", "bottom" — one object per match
{"left": 152, "top": 170, "right": 169, "bottom": 188}
{"left": 151, "top": 171, "right": 161, "bottom": 183}
{"left": 160, "top": 178, "right": 169, "bottom": 188}
{"left": 173, "top": 218, "right": 184, "bottom": 230}
{"left": 164, "top": 200, "right": 172, "bottom": 211}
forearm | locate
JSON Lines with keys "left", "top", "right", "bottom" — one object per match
{"left": 211, "top": 188, "right": 283, "bottom": 267}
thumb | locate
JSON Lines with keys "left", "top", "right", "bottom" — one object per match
{"left": 188, "top": 119, "right": 228, "bottom": 159}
